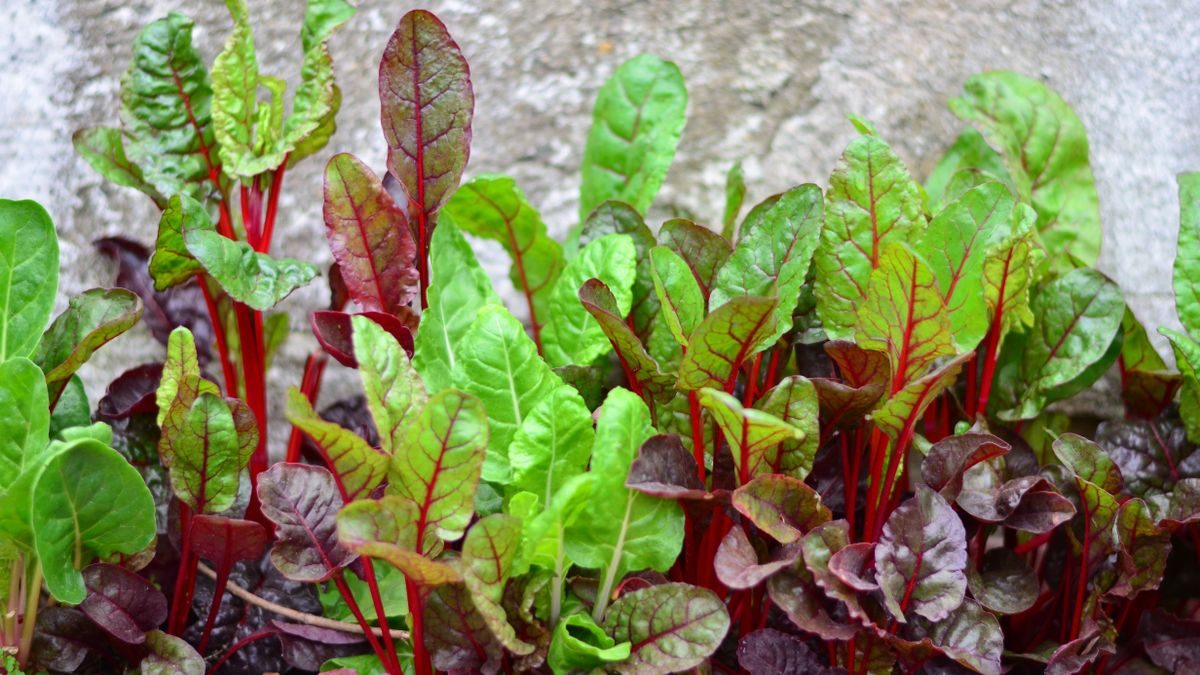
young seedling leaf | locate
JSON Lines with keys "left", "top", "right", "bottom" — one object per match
{"left": 732, "top": 474, "right": 831, "bottom": 544}
{"left": 461, "top": 514, "right": 534, "bottom": 654}
{"left": 658, "top": 217, "right": 731, "bottom": 300}
{"left": 649, "top": 245, "right": 704, "bottom": 347}
{"left": 184, "top": 229, "right": 318, "bottom": 310}
{"left": 714, "top": 525, "right": 801, "bottom": 590}
{"left": 755, "top": 376, "right": 821, "bottom": 480}
{"left": 337, "top": 496, "right": 458, "bottom": 586}
{"left": 352, "top": 313, "right": 427, "bottom": 455}
{"left": 580, "top": 279, "right": 673, "bottom": 400}
{"left": 698, "top": 387, "right": 803, "bottom": 483}
{"left": 509, "top": 384, "right": 595, "bottom": 506}
{"left": 921, "top": 432, "right": 1011, "bottom": 500}
{"left": 579, "top": 201, "right": 660, "bottom": 338}
{"left": 257, "top": 462, "right": 356, "bottom": 582}
{"left": 876, "top": 487, "right": 968, "bottom": 623}
{"left": 168, "top": 392, "right": 247, "bottom": 513}
{"left": 677, "top": 295, "right": 778, "bottom": 391}
{"left": 79, "top": 563, "right": 168, "bottom": 645}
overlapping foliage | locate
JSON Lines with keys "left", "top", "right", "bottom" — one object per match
{"left": 2, "top": 3, "right": 1199, "bottom": 674}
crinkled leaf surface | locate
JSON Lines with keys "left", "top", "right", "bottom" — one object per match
{"left": 0, "top": 199, "right": 58, "bottom": 360}
{"left": 578, "top": 201, "right": 659, "bottom": 339}
{"left": 1096, "top": 417, "right": 1200, "bottom": 499}
{"left": 601, "top": 582, "right": 729, "bottom": 675}
{"left": 34, "top": 288, "right": 142, "bottom": 405}
{"left": 876, "top": 487, "right": 968, "bottom": 623}
{"left": 257, "top": 463, "right": 356, "bottom": 582}
{"left": 755, "top": 375, "right": 821, "bottom": 480}
{"left": 698, "top": 387, "right": 803, "bottom": 483}
{"left": 738, "top": 628, "right": 832, "bottom": 675}
{"left": 150, "top": 194, "right": 212, "bottom": 291}
{"left": 965, "top": 548, "right": 1037, "bottom": 615}
{"left": 921, "top": 433, "right": 1011, "bottom": 500}
{"left": 983, "top": 203, "right": 1043, "bottom": 337}
{"left": 461, "top": 514, "right": 533, "bottom": 654}
{"left": 549, "top": 612, "right": 631, "bottom": 673}
{"left": 352, "top": 314, "right": 427, "bottom": 456}
{"left": 168, "top": 392, "right": 246, "bottom": 513}
{"left": 509, "top": 383, "right": 595, "bottom": 506}
{"left": 578, "top": 54, "right": 687, "bottom": 222}
{"left": 79, "top": 563, "right": 167, "bottom": 645}
{"left": 658, "top": 217, "right": 731, "bottom": 300}
{"left": 677, "top": 295, "right": 778, "bottom": 391}
{"left": 210, "top": 0, "right": 259, "bottom": 177}
{"left": 185, "top": 229, "right": 318, "bottom": 310}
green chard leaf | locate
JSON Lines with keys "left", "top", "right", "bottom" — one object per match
{"left": 711, "top": 183, "right": 823, "bottom": 344}
{"left": 925, "top": 128, "right": 1010, "bottom": 212}
{"left": 950, "top": 71, "right": 1102, "bottom": 268}
{"left": 916, "top": 181, "right": 1013, "bottom": 351}
{"left": 1119, "top": 307, "right": 1179, "bottom": 419}
{"left": 211, "top": 0, "right": 259, "bottom": 178}
{"left": 0, "top": 358, "right": 49, "bottom": 493}
{"left": 119, "top": 12, "right": 217, "bottom": 201}
{"left": 380, "top": 10, "right": 475, "bottom": 219}
{"left": 453, "top": 305, "right": 563, "bottom": 484}
{"left": 1175, "top": 172, "right": 1200, "bottom": 337}
{"left": 540, "top": 233, "right": 637, "bottom": 368}
{"left": 33, "top": 439, "right": 157, "bottom": 603}
{"left": 983, "top": 203, "right": 1043, "bottom": 336}
{"left": 282, "top": 0, "right": 354, "bottom": 157}
{"left": 150, "top": 194, "right": 214, "bottom": 291}
{"left": 755, "top": 375, "right": 821, "bottom": 480}
{"left": 323, "top": 152, "right": 418, "bottom": 313}
{"left": 0, "top": 199, "right": 58, "bottom": 360}
{"left": 337, "top": 496, "right": 458, "bottom": 586}
{"left": 856, "top": 244, "right": 953, "bottom": 390}
{"left": 72, "top": 127, "right": 166, "bottom": 207}
{"left": 444, "top": 175, "right": 564, "bottom": 340}
{"left": 677, "top": 295, "right": 778, "bottom": 391}
{"left": 579, "top": 279, "right": 673, "bottom": 400}
{"left": 578, "top": 201, "right": 660, "bottom": 340}
{"left": 413, "top": 216, "right": 502, "bottom": 391}
{"left": 721, "top": 160, "right": 746, "bottom": 240}
{"left": 461, "top": 514, "right": 534, "bottom": 655}
{"left": 352, "top": 314, "right": 427, "bottom": 455}
{"left": 697, "top": 388, "right": 803, "bottom": 484}
{"left": 167, "top": 393, "right": 249, "bottom": 514}
{"left": 872, "top": 351, "right": 974, "bottom": 441}
{"left": 565, "top": 389, "right": 683, "bottom": 618}
{"left": 184, "top": 229, "right": 318, "bottom": 310}
{"left": 1003, "top": 268, "right": 1124, "bottom": 419}
{"left": 814, "top": 130, "right": 925, "bottom": 340}
{"left": 731, "top": 474, "right": 831, "bottom": 544}
{"left": 658, "top": 217, "right": 731, "bottom": 301}
{"left": 285, "top": 387, "right": 388, "bottom": 502}
{"left": 1163, "top": 328, "right": 1200, "bottom": 443}
{"left": 578, "top": 54, "right": 688, "bottom": 223}
{"left": 601, "top": 582, "right": 729, "bottom": 674}
{"left": 33, "top": 289, "right": 143, "bottom": 406}
{"left": 549, "top": 612, "right": 631, "bottom": 674}
{"left": 509, "top": 384, "right": 595, "bottom": 506}
{"left": 649, "top": 245, "right": 704, "bottom": 347}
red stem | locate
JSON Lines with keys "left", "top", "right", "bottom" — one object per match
{"left": 196, "top": 550, "right": 232, "bottom": 654}
{"left": 1013, "top": 529, "right": 1056, "bottom": 555}
{"left": 206, "top": 628, "right": 275, "bottom": 674}
{"left": 1071, "top": 520, "right": 1090, "bottom": 640}
{"left": 285, "top": 353, "right": 329, "bottom": 463}
{"left": 240, "top": 184, "right": 256, "bottom": 247}
{"left": 977, "top": 249, "right": 1012, "bottom": 415}
{"left": 765, "top": 344, "right": 783, "bottom": 388}
{"left": 168, "top": 504, "right": 193, "bottom": 634}
{"left": 742, "top": 353, "right": 762, "bottom": 407}
{"left": 406, "top": 577, "right": 433, "bottom": 675}
{"left": 198, "top": 282, "right": 238, "bottom": 394}
{"left": 688, "top": 391, "right": 705, "bottom": 484}
{"left": 258, "top": 158, "right": 288, "bottom": 253}
{"left": 334, "top": 572, "right": 397, "bottom": 674}
{"left": 361, "top": 560, "right": 402, "bottom": 674}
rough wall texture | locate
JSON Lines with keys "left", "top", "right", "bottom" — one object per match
{"left": 4, "top": 0, "right": 1199, "bottom": 441}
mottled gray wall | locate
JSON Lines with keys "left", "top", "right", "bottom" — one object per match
{"left": 4, "top": 0, "right": 1199, "bottom": 440}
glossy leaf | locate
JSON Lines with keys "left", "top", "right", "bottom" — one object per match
{"left": 210, "top": 0, "right": 259, "bottom": 177}
{"left": 509, "top": 384, "right": 595, "bottom": 505}
{"left": 548, "top": 612, "right": 631, "bottom": 674}
{"left": 389, "top": 389, "right": 488, "bottom": 542}
{"left": 916, "top": 181, "right": 1013, "bottom": 351}
{"left": 876, "top": 487, "right": 968, "bottom": 623}
{"left": 73, "top": 127, "right": 166, "bottom": 207}
{"left": 625, "top": 434, "right": 707, "bottom": 500}
{"left": 658, "top": 217, "right": 731, "bottom": 300}
{"left": 453, "top": 305, "right": 562, "bottom": 483}
{"left": 352, "top": 314, "right": 427, "bottom": 456}
{"left": 601, "top": 582, "right": 729, "bottom": 675}
{"left": 34, "top": 288, "right": 141, "bottom": 405}
{"left": 698, "top": 387, "right": 803, "bottom": 482}
{"left": 922, "top": 433, "right": 1011, "bottom": 500}
{"left": 950, "top": 71, "right": 1102, "bottom": 267}
{"left": 413, "top": 217, "right": 502, "bottom": 391}
{"left": 1053, "top": 433, "right": 1123, "bottom": 494}
{"left": 337, "top": 496, "right": 458, "bottom": 586}
{"left": 118, "top": 13, "right": 216, "bottom": 200}
{"left": 140, "top": 630, "right": 205, "bottom": 674}
{"left": 579, "top": 54, "right": 687, "bottom": 222}
{"left": 32, "top": 439, "right": 157, "bottom": 604}
{"left": 649, "top": 245, "right": 704, "bottom": 346}
{"left": 424, "top": 583, "right": 502, "bottom": 674}
{"left": 815, "top": 131, "right": 924, "bottom": 340}
{"left": 1095, "top": 417, "right": 1200, "bottom": 499}
{"left": 380, "top": 9, "right": 474, "bottom": 217}
{"left": 189, "top": 514, "right": 269, "bottom": 565}
{"left": 722, "top": 161, "right": 746, "bottom": 240}
{"left": 168, "top": 392, "right": 246, "bottom": 513}
{"left": 766, "top": 556, "right": 856, "bottom": 640}
{"left": 311, "top": 310, "right": 413, "bottom": 367}
{"left": 906, "top": 598, "right": 1004, "bottom": 675}
{"left": 714, "top": 525, "right": 800, "bottom": 590}
{"left": 541, "top": 233, "right": 637, "bottom": 368}
{"left": 732, "top": 474, "right": 831, "bottom": 544}
{"left": 444, "top": 174, "right": 564, "bottom": 334}
{"left": 1119, "top": 307, "right": 1180, "bottom": 419}
{"left": 150, "top": 194, "right": 212, "bottom": 291}
{"left": 0, "top": 199, "right": 58, "bottom": 360}
{"left": 461, "top": 514, "right": 534, "bottom": 654}
{"left": 580, "top": 278, "right": 672, "bottom": 399}
{"left": 738, "top": 628, "right": 832, "bottom": 675}
{"left": 1140, "top": 609, "right": 1200, "bottom": 673}
{"left": 257, "top": 463, "right": 356, "bottom": 583}
{"left": 1113, "top": 497, "right": 1171, "bottom": 597}
{"left": 677, "top": 295, "right": 778, "bottom": 391}
{"left": 323, "top": 152, "right": 418, "bottom": 314}
{"left": 983, "top": 202, "right": 1043, "bottom": 336}
{"left": 755, "top": 375, "right": 821, "bottom": 480}
{"left": 711, "top": 183, "right": 823, "bottom": 342}
{"left": 965, "top": 548, "right": 1037, "bottom": 615}
{"left": 578, "top": 202, "right": 660, "bottom": 339}
{"left": 0, "top": 358, "right": 49, "bottom": 494}
{"left": 872, "top": 351, "right": 973, "bottom": 440}
{"left": 285, "top": 388, "right": 389, "bottom": 502}
{"left": 185, "top": 229, "right": 318, "bottom": 310}
{"left": 957, "top": 474, "right": 1076, "bottom": 533}
{"left": 79, "top": 563, "right": 167, "bottom": 645}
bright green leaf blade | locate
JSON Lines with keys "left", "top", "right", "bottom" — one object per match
{"left": 856, "top": 244, "right": 953, "bottom": 389}
{"left": 650, "top": 245, "right": 703, "bottom": 347}
{"left": 1052, "top": 433, "right": 1123, "bottom": 494}
{"left": 284, "top": 0, "right": 353, "bottom": 155}
{"left": 210, "top": 0, "right": 260, "bottom": 178}
{"left": 549, "top": 612, "right": 631, "bottom": 674}
{"left": 0, "top": 358, "right": 49, "bottom": 492}
{"left": 924, "top": 128, "right": 1011, "bottom": 213}
{"left": 390, "top": 389, "right": 488, "bottom": 543}
{"left": 872, "top": 351, "right": 973, "bottom": 440}
{"left": 72, "top": 127, "right": 166, "bottom": 207}
{"left": 721, "top": 160, "right": 746, "bottom": 240}
{"left": 169, "top": 393, "right": 243, "bottom": 514}
{"left": 755, "top": 375, "right": 821, "bottom": 480}
{"left": 352, "top": 314, "right": 427, "bottom": 456}
{"left": 33, "top": 440, "right": 157, "bottom": 603}
{"left": 33, "top": 289, "right": 142, "bottom": 405}
{"left": 509, "top": 385, "right": 595, "bottom": 506}
{"left": 119, "top": 12, "right": 216, "bottom": 201}
{"left": 443, "top": 175, "right": 564, "bottom": 334}
{"left": 658, "top": 218, "right": 731, "bottom": 301}
{"left": 983, "top": 203, "right": 1043, "bottom": 336}
{"left": 579, "top": 54, "right": 688, "bottom": 223}
{"left": 453, "top": 305, "right": 562, "bottom": 484}
{"left": 578, "top": 201, "right": 660, "bottom": 340}
{"left": 917, "top": 181, "right": 1013, "bottom": 351}
{"left": 711, "top": 183, "right": 823, "bottom": 344}
{"left": 541, "top": 234, "right": 637, "bottom": 368}
{"left": 601, "top": 582, "right": 729, "bottom": 675}
{"left": 413, "top": 215, "right": 502, "bottom": 392}
{"left": 151, "top": 194, "right": 214, "bottom": 291}
{"left": 155, "top": 327, "right": 218, "bottom": 428}
{"left": 185, "top": 229, "right": 318, "bottom": 310}
{"left": 677, "top": 295, "right": 778, "bottom": 392}
{"left": 0, "top": 199, "right": 58, "bottom": 360}
{"left": 286, "top": 387, "right": 388, "bottom": 502}
{"left": 950, "top": 71, "right": 1102, "bottom": 268}
{"left": 1175, "top": 172, "right": 1200, "bottom": 337}
{"left": 698, "top": 387, "right": 802, "bottom": 484}
{"left": 814, "top": 131, "right": 925, "bottom": 340}
{"left": 337, "top": 495, "right": 459, "bottom": 586}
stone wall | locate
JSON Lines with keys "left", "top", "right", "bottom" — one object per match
{"left": 4, "top": 0, "right": 1199, "bottom": 439}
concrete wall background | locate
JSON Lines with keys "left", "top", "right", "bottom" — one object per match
{"left": 3, "top": 0, "right": 1199, "bottom": 440}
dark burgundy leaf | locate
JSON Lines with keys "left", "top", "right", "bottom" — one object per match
{"left": 766, "top": 564, "right": 856, "bottom": 642}
{"left": 79, "top": 563, "right": 168, "bottom": 645}
{"left": 738, "top": 628, "right": 838, "bottom": 674}
{"left": 96, "top": 363, "right": 163, "bottom": 420}
{"left": 329, "top": 261, "right": 350, "bottom": 311}
{"left": 876, "top": 487, "right": 967, "bottom": 623}
{"left": 95, "top": 236, "right": 214, "bottom": 357}
{"left": 189, "top": 514, "right": 270, "bottom": 566}
{"left": 811, "top": 341, "right": 890, "bottom": 427}
{"left": 1046, "top": 623, "right": 1116, "bottom": 675}
{"left": 965, "top": 548, "right": 1037, "bottom": 615}
{"left": 958, "top": 472, "right": 1077, "bottom": 533}
{"left": 272, "top": 620, "right": 366, "bottom": 671}
{"left": 30, "top": 607, "right": 106, "bottom": 672}
{"left": 425, "top": 582, "right": 503, "bottom": 675}
{"left": 828, "top": 542, "right": 878, "bottom": 591}
{"left": 658, "top": 217, "right": 731, "bottom": 298}
{"left": 257, "top": 463, "right": 357, "bottom": 582}
{"left": 1140, "top": 608, "right": 1200, "bottom": 672}
{"left": 311, "top": 309, "right": 414, "bottom": 367}
{"left": 714, "top": 525, "right": 801, "bottom": 590}
{"left": 626, "top": 434, "right": 708, "bottom": 500}
{"left": 1096, "top": 417, "right": 1200, "bottom": 498}
{"left": 922, "top": 433, "right": 1011, "bottom": 500}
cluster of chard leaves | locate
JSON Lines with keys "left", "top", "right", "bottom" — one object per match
{"left": 4, "top": 1, "right": 1197, "bottom": 673}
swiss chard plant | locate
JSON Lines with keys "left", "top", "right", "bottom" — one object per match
{"left": 4, "top": 3, "right": 1199, "bottom": 675}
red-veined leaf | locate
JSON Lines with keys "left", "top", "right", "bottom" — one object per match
{"left": 257, "top": 463, "right": 356, "bottom": 583}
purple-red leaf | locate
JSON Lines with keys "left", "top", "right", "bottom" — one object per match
{"left": 738, "top": 628, "right": 836, "bottom": 674}
{"left": 732, "top": 474, "right": 831, "bottom": 544}
{"left": 96, "top": 363, "right": 163, "bottom": 420}
{"left": 323, "top": 153, "right": 418, "bottom": 313}
{"left": 425, "top": 583, "right": 503, "bottom": 675}
{"left": 257, "top": 463, "right": 357, "bottom": 582}
{"left": 272, "top": 620, "right": 366, "bottom": 671}
{"left": 311, "top": 309, "right": 414, "bottom": 367}
{"left": 1140, "top": 609, "right": 1200, "bottom": 673}
{"left": 876, "top": 487, "right": 968, "bottom": 623}
{"left": 79, "top": 563, "right": 168, "bottom": 645}
{"left": 766, "top": 563, "right": 856, "bottom": 641}
{"left": 714, "top": 525, "right": 801, "bottom": 590}
{"left": 965, "top": 548, "right": 1037, "bottom": 615}
{"left": 828, "top": 542, "right": 879, "bottom": 592}
{"left": 957, "top": 472, "right": 1077, "bottom": 533}
{"left": 1096, "top": 417, "right": 1200, "bottom": 499}
{"left": 922, "top": 433, "right": 1011, "bottom": 500}
{"left": 625, "top": 434, "right": 709, "bottom": 500}
{"left": 601, "top": 582, "right": 730, "bottom": 674}
{"left": 579, "top": 278, "right": 672, "bottom": 400}
{"left": 189, "top": 514, "right": 270, "bottom": 567}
